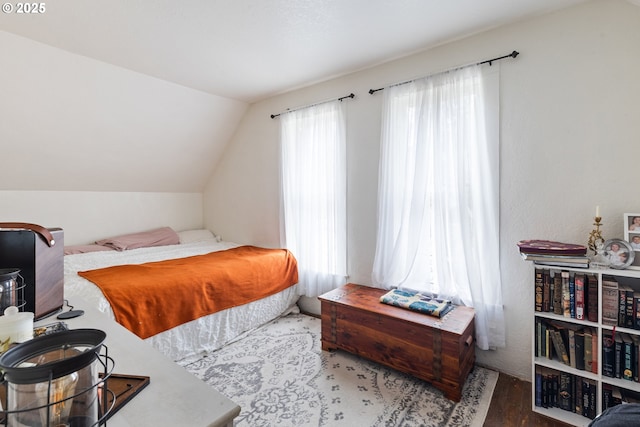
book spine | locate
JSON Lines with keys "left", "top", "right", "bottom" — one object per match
{"left": 551, "top": 329, "right": 570, "bottom": 365}
{"left": 562, "top": 271, "right": 570, "bottom": 318}
{"left": 587, "top": 379, "right": 596, "bottom": 419}
{"left": 635, "top": 335, "right": 640, "bottom": 382}
{"left": 602, "top": 279, "right": 619, "bottom": 326}
{"left": 536, "top": 319, "right": 542, "bottom": 358}
{"left": 543, "top": 270, "right": 551, "bottom": 312}
{"left": 623, "top": 334, "right": 634, "bottom": 380}
{"left": 553, "top": 273, "right": 563, "bottom": 315}
{"left": 535, "top": 268, "right": 543, "bottom": 312}
{"left": 602, "top": 332, "right": 615, "bottom": 377}
{"left": 582, "top": 379, "right": 590, "bottom": 417}
{"left": 626, "top": 286, "right": 635, "bottom": 328}
{"left": 575, "top": 274, "right": 585, "bottom": 320}
{"left": 569, "top": 273, "right": 575, "bottom": 318}
{"left": 635, "top": 292, "right": 640, "bottom": 329}
{"left": 549, "top": 273, "right": 555, "bottom": 313}
{"left": 584, "top": 330, "right": 592, "bottom": 372}
{"left": 591, "top": 328, "right": 598, "bottom": 374}
{"left": 569, "top": 329, "right": 576, "bottom": 369}
{"left": 619, "top": 286, "right": 627, "bottom": 327}
{"left": 542, "top": 373, "right": 549, "bottom": 408}
{"left": 575, "top": 330, "right": 585, "bottom": 371}
{"left": 615, "top": 334, "right": 623, "bottom": 379}
{"left": 558, "top": 371, "right": 572, "bottom": 411}
{"left": 540, "top": 322, "right": 547, "bottom": 359}
{"left": 574, "top": 375, "right": 582, "bottom": 415}
{"left": 603, "top": 384, "right": 612, "bottom": 411}
{"left": 587, "top": 274, "right": 598, "bottom": 323}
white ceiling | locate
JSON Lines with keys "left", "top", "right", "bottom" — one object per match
{"left": 0, "top": 0, "right": 590, "bottom": 103}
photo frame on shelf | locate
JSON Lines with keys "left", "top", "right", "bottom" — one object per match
{"left": 623, "top": 213, "right": 640, "bottom": 270}
{"left": 603, "top": 238, "right": 635, "bottom": 270}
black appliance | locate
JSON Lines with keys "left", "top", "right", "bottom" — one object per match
{"left": 0, "top": 223, "right": 64, "bottom": 320}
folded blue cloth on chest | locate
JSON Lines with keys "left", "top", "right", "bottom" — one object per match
{"left": 380, "top": 288, "right": 454, "bottom": 318}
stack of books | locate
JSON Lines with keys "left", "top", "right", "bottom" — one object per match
{"left": 518, "top": 239, "right": 589, "bottom": 268}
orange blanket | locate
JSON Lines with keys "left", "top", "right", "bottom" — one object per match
{"left": 78, "top": 246, "right": 298, "bottom": 339}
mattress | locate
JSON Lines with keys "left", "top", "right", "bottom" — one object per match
{"left": 64, "top": 239, "right": 300, "bottom": 361}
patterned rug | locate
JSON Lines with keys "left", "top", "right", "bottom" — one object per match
{"left": 179, "top": 313, "right": 497, "bottom": 427}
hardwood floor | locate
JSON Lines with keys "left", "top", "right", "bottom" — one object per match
{"left": 484, "top": 373, "right": 574, "bottom": 427}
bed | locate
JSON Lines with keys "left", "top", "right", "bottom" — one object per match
{"left": 63, "top": 228, "right": 300, "bottom": 361}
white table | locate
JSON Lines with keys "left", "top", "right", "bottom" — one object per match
{"left": 36, "top": 298, "right": 241, "bottom": 427}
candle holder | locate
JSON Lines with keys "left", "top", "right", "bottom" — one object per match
{"left": 588, "top": 216, "right": 609, "bottom": 269}
{"left": 588, "top": 216, "right": 603, "bottom": 253}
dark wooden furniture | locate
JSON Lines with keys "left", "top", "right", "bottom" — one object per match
{"left": 319, "top": 283, "right": 475, "bottom": 401}
{"left": 0, "top": 227, "right": 64, "bottom": 319}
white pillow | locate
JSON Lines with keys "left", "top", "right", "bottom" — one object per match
{"left": 177, "top": 229, "right": 216, "bottom": 244}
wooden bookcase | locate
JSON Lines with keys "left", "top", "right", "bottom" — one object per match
{"left": 532, "top": 266, "right": 640, "bottom": 426}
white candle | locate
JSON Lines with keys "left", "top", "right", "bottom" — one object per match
{"left": 596, "top": 205, "right": 600, "bottom": 218}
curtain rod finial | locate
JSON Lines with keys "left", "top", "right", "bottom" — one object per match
{"left": 511, "top": 50, "right": 519, "bottom": 58}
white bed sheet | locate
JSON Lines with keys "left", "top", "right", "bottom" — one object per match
{"left": 64, "top": 240, "right": 300, "bottom": 361}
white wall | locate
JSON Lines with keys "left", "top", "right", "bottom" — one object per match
{"left": 0, "top": 30, "right": 248, "bottom": 244}
{"left": 0, "top": 191, "right": 203, "bottom": 245}
{"left": 204, "top": 0, "right": 640, "bottom": 380}
{"left": 0, "top": 30, "right": 248, "bottom": 193}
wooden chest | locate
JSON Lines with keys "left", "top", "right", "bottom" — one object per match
{"left": 318, "top": 283, "right": 475, "bottom": 401}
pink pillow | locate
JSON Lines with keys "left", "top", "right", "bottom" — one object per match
{"left": 95, "top": 227, "right": 180, "bottom": 251}
{"left": 64, "top": 245, "right": 115, "bottom": 255}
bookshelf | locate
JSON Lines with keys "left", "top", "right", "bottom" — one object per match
{"left": 532, "top": 266, "right": 640, "bottom": 426}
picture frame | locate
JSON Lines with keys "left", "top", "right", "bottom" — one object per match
{"left": 624, "top": 213, "right": 640, "bottom": 270}
{"left": 603, "top": 238, "right": 635, "bottom": 270}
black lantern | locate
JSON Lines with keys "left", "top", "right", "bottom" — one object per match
{"left": 0, "top": 269, "right": 25, "bottom": 313}
{"left": 0, "top": 329, "right": 112, "bottom": 426}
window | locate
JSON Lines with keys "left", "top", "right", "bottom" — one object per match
{"left": 372, "top": 65, "right": 504, "bottom": 349}
{"left": 280, "top": 100, "right": 347, "bottom": 297}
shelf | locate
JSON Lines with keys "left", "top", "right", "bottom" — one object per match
{"left": 600, "top": 376, "right": 640, "bottom": 393}
{"left": 534, "top": 311, "right": 597, "bottom": 328}
{"left": 600, "top": 323, "right": 640, "bottom": 335}
{"left": 537, "top": 266, "right": 640, "bottom": 279}
{"left": 534, "top": 357, "right": 598, "bottom": 381}
{"left": 533, "top": 406, "right": 592, "bottom": 427}
{"left": 531, "top": 265, "right": 640, "bottom": 424}
{"left": 597, "top": 268, "right": 640, "bottom": 279}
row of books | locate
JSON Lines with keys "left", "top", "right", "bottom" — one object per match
{"left": 602, "top": 276, "right": 640, "bottom": 329}
{"left": 535, "top": 318, "right": 598, "bottom": 373}
{"left": 534, "top": 367, "right": 596, "bottom": 419}
{"left": 538, "top": 317, "right": 640, "bottom": 384}
{"left": 534, "top": 268, "right": 598, "bottom": 322}
{"left": 603, "top": 384, "right": 640, "bottom": 411}
{"left": 601, "top": 330, "right": 640, "bottom": 382}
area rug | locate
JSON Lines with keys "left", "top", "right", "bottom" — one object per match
{"left": 179, "top": 313, "right": 498, "bottom": 427}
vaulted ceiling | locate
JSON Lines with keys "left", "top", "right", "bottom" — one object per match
{"left": 1, "top": 0, "right": 589, "bottom": 103}
{"left": 0, "top": 0, "right": 591, "bottom": 193}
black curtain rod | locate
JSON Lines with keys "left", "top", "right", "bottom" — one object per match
{"left": 270, "top": 93, "right": 355, "bottom": 119}
{"left": 368, "top": 50, "right": 519, "bottom": 95}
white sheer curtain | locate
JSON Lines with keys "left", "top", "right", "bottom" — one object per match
{"left": 372, "top": 64, "right": 505, "bottom": 350}
{"left": 280, "top": 100, "right": 347, "bottom": 297}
